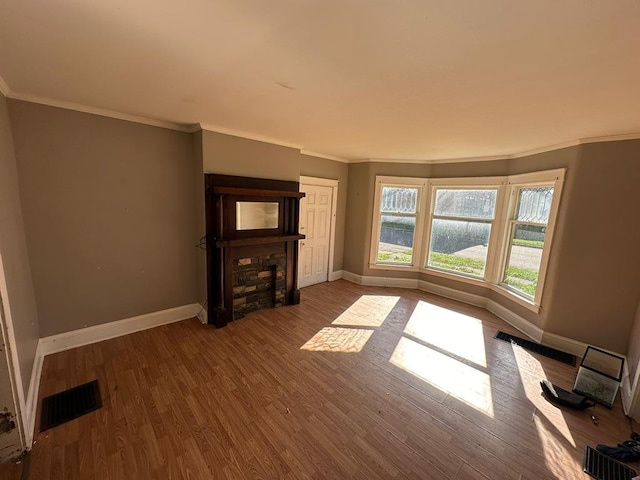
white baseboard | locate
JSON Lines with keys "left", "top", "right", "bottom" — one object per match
{"left": 418, "top": 279, "right": 487, "bottom": 308}
{"left": 341, "top": 271, "right": 363, "bottom": 284}
{"left": 362, "top": 276, "right": 418, "bottom": 288}
{"left": 341, "top": 271, "right": 604, "bottom": 358}
{"left": 39, "top": 303, "right": 201, "bottom": 356}
{"left": 328, "top": 270, "right": 343, "bottom": 281}
{"left": 341, "top": 271, "right": 419, "bottom": 289}
{"left": 486, "top": 299, "right": 544, "bottom": 343}
{"left": 196, "top": 304, "right": 207, "bottom": 325}
{"left": 24, "top": 341, "right": 43, "bottom": 448}
{"left": 541, "top": 331, "right": 587, "bottom": 358}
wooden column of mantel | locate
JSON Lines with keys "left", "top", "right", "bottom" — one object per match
{"left": 204, "top": 174, "right": 305, "bottom": 328}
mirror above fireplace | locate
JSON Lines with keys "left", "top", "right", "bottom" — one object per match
{"left": 236, "top": 201, "right": 279, "bottom": 230}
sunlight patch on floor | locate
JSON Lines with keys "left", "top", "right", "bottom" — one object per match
{"left": 404, "top": 300, "right": 487, "bottom": 367}
{"left": 300, "top": 327, "right": 374, "bottom": 353}
{"left": 511, "top": 345, "right": 576, "bottom": 447}
{"left": 390, "top": 336, "right": 494, "bottom": 416}
{"left": 331, "top": 295, "right": 400, "bottom": 327}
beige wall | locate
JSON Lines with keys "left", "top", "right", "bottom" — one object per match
{"left": 202, "top": 130, "right": 300, "bottom": 181}
{"left": 0, "top": 94, "right": 39, "bottom": 403}
{"left": 541, "top": 141, "right": 640, "bottom": 352}
{"left": 9, "top": 100, "right": 198, "bottom": 337}
{"left": 343, "top": 143, "right": 640, "bottom": 353}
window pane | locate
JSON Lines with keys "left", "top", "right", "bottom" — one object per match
{"left": 434, "top": 189, "right": 497, "bottom": 219}
{"left": 378, "top": 215, "right": 415, "bottom": 264}
{"left": 427, "top": 219, "right": 492, "bottom": 277}
{"left": 503, "top": 224, "right": 546, "bottom": 297}
{"left": 516, "top": 187, "right": 554, "bottom": 223}
{"left": 381, "top": 187, "right": 418, "bottom": 214}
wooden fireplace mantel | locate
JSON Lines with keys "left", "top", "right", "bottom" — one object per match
{"left": 204, "top": 174, "right": 305, "bottom": 328}
{"left": 214, "top": 234, "right": 305, "bottom": 248}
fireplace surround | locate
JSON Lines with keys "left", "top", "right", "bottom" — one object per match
{"left": 204, "top": 174, "right": 304, "bottom": 327}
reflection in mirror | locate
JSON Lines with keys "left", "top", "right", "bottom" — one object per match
{"left": 236, "top": 202, "right": 279, "bottom": 230}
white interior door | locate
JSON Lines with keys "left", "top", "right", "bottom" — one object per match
{"left": 298, "top": 184, "right": 333, "bottom": 288}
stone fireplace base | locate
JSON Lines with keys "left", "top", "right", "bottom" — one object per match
{"left": 232, "top": 253, "right": 286, "bottom": 318}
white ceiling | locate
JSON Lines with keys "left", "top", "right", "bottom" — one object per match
{"left": 1, "top": 0, "right": 639, "bottom": 161}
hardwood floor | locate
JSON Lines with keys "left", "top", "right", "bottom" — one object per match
{"left": 25, "top": 280, "right": 638, "bottom": 479}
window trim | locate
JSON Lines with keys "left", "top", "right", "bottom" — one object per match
{"left": 369, "top": 176, "right": 427, "bottom": 271}
{"left": 368, "top": 169, "right": 566, "bottom": 311}
{"left": 497, "top": 169, "right": 566, "bottom": 306}
{"left": 423, "top": 176, "right": 506, "bottom": 281}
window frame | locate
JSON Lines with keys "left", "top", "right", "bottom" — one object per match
{"left": 368, "top": 169, "right": 565, "bottom": 312}
{"left": 369, "top": 176, "right": 427, "bottom": 271}
{"left": 493, "top": 169, "right": 566, "bottom": 308}
{"left": 422, "top": 177, "right": 507, "bottom": 281}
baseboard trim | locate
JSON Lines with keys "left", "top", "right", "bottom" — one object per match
{"left": 486, "top": 300, "right": 544, "bottom": 343}
{"left": 23, "top": 341, "right": 43, "bottom": 448}
{"left": 328, "top": 270, "right": 344, "bottom": 281}
{"left": 341, "top": 271, "right": 419, "bottom": 289}
{"left": 541, "top": 331, "right": 588, "bottom": 358}
{"left": 361, "top": 276, "right": 418, "bottom": 288}
{"left": 341, "top": 271, "right": 363, "bottom": 284}
{"left": 39, "top": 303, "right": 201, "bottom": 356}
{"left": 341, "top": 271, "right": 607, "bottom": 358}
{"left": 196, "top": 304, "right": 207, "bottom": 325}
{"left": 418, "top": 280, "right": 487, "bottom": 308}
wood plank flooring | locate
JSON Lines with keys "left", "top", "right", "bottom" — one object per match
{"left": 23, "top": 280, "right": 639, "bottom": 479}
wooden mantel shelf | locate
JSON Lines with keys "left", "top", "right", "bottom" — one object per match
{"left": 212, "top": 186, "right": 305, "bottom": 198}
{"left": 214, "top": 234, "right": 305, "bottom": 248}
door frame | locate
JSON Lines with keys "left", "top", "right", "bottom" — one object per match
{"left": 299, "top": 176, "right": 339, "bottom": 283}
{"left": 0, "top": 251, "right": 27, "bottom": 452}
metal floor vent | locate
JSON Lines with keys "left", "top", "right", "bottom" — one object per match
{"left": 494, "top": 331, "right": 576, "bottom": 366}
{"left": 584, "top": 446, "right": 637, "bottom": 480}
{"left": 40, "top": 380, "right": 102, "bottom": 432}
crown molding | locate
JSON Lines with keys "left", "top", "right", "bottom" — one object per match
{"left": 580, "top": 132, "right": 640, "bottom": 145}
{"left": 355, "top": 132, "right": 640, "bottom": 165}
{"left": 510, "top": 139, "right": 582, "bottom": 159}
{"left": 8, "top": 92, "right": 194, "bottom": 132}
{"left": 198, "top": 122, "right": 302, "bottom": 150}
{"left": 353, "top": 154, "right": 510, "bottom": 165}
{"left": 300, "top": 149, "right": 349, "bottom": 163}
{"left": 0, "top": 74, "right": 10, "bottom": 97}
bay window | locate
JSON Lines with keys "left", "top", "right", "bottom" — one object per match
{"left": 369, "top": 169, "right": 565, "bottom": 310}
